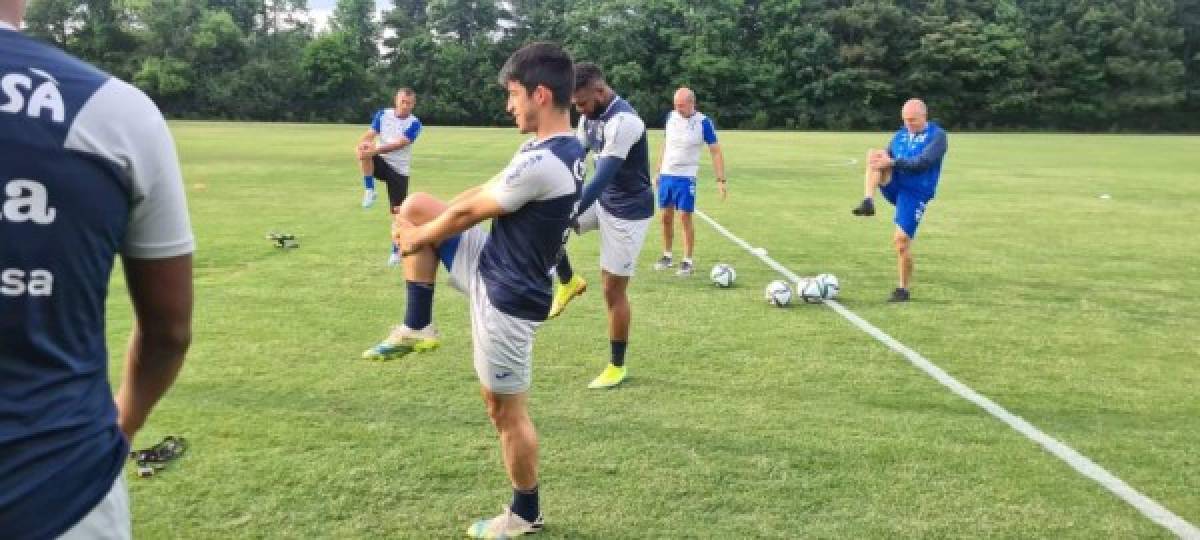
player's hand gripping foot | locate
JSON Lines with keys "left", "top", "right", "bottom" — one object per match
{"left": 362, "top": 189, "right": 378, "bottom": 209}
{"left": 675, "top": 260, "right": 694, "bottom": 277}
{"left": 587, "top": 363, "right": 627, "bottom": 389}
{"left": 653, "top": 254, "right": 673, "bottom": 270}
{"left": 851, "top": 198, "right": 875, "bottom": 216}
{"left": 466, "top": 506, "right": 544, "bottom": 538}
{"left": 548, "top": 275, "right": 586, "bottom": 319}
{"left": 361, "top": 324, "right": 440, "bottom": 360}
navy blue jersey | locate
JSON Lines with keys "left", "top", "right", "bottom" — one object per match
{"left": 1, "top": 25, "right": 193, "bottom": 538}
{"left": 479, "top": 134, "right": 585, "bottom": 321}
{"left": 886, "top": 121, "right": 948, "bottom": 201}
{"left": 576, "top": 97, "right": 653, "bottom": 220}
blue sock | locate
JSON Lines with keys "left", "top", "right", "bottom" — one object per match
{"left": 511, "top": 485, "right": 539, "bottom": 523}
{"left": 364, "top": 175, "right": 375, "bottom": 190}
{"left": 610, "top": 340, "right": 627, "bottom": 367}
{"left": 404, "top": 281, "right": 434, "bottom": 330}
{"left": 557, "top": 254, "right": 574, "bottom": 284}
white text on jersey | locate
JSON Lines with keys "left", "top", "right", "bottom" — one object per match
{"left": 0, "top": 70, "right": 65, "bottom": 123}
{"left": 1, "top": 179, "right": 57, "bottom": 224}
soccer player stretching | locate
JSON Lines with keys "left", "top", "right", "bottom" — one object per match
{"left": 366, "top": 43, "right": 584, "bottom": 537}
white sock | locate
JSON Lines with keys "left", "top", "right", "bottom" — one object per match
{"left": 663, "top": 251, "right": 672, "bottom": 258}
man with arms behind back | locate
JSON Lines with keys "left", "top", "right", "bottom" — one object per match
{"left": 1, "top": 2, "right": 194, "bottom": 537}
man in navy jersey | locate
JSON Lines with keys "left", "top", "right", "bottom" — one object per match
{"left": 548, "top": 63, "right": 654, "bottom": 389}
{"left": 851, "top": 98, "right": 948, "bottom": 302}
{"left": 1, "top": 1, "right": 195, "bottom": 538}
{"left": 367, "top": 42, "right": 583, "bottom": 537}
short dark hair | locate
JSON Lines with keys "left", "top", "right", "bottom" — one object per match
{"left": 396, "top": 87, "right": 415, "bottom": 97}
{"left": 497, "top": 42, "right": 574, "bottom": 109}
{"left": 574, "top": 62, "right": 605, "bottom": 91}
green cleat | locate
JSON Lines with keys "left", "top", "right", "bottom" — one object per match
{"left": 361, "top": 324, "right": 440, "bottom": 361}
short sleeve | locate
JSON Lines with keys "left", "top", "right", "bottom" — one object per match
{"left": 598, "top": 112, "right": 645, "bottom": 160}
{"left": 370, "top": 110, "right": 383, "bottom": 132}
{"left": 65, "top": 79, "right": 194, "bottom": 259}
{"left": 701, "top": 117, "right": 718, "bottom": 144}
{"left": 404, "top": 118, "right": 421, "bottom": 141}
{"left": 488, "top": 151, "right": 554, "bottom": 212}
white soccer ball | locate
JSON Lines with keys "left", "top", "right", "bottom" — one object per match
{"left": 797, "top": 277, "right": 826, "bottom": 304}
{"left": 764, "top": 280, "right": 792, "bottom": 307}
{"left": 815, "top": 273, "right": 840, "bottom": 300}
{"left": 710, "top": 263, "right": 736, "bottom": 288}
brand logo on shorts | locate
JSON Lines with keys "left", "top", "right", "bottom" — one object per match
{"left": 495, "top": 372, "right": 513, "bottom": 380}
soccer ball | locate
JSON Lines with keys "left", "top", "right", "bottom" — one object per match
{"left": 815, "top": 273, "right": 840, "bottom": 300}
{"left": 710, "top": 263, "right": 736, "bottom": 287}
{"left": 764, "top": 280, "right": 792, "bottom": 307}
{"left": 797, "top": 278, "right": 826, "bottom": 303}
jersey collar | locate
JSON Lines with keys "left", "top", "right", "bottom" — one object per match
{"left": 529, "top": 131, "right": 576, "bottom": 148}
{"left": 599, "top": 95, "right": 620, "bottom": 119}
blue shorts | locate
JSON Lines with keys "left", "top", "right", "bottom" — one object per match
{"left": 657, "top": 175, "right": 696, "bottom": 212}
{"left": 881, "top": 182, "right": 930, "bottom": 239}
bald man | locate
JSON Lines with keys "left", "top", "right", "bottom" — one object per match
{"left": 652, "top": 87, "right": 727, "bottom": 276}
{"left": 851, "top": 99, "right": 948, "bottom": 302}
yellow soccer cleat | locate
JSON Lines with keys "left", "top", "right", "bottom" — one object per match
{"left": 361, "top": 324, "right": 440, "bottom": 361}
{"left": 587, "top": 363, "right": 627, "bottom": 389}
{"left": 548, "top": 275, "right": 586, "bottom": 319}
{"left": 466, "top": 506, "right": 543, "bottom": 538}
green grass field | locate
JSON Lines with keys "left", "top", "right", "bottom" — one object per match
{"left": 108, "top": 122, "right": 1200, "bottom": 538}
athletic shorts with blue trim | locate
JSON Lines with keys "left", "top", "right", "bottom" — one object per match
{"left": 881, "top": 181, "right": 930, "bottom": 239}
{"left": 657, "top": 174, "right": 697, "bottom": 212}
{"left": 436, "top": 226, "right": 541, "bottom": 394}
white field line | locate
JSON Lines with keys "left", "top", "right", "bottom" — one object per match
{"left": 695, "top": 209, "right": 1200, "bottom": 540}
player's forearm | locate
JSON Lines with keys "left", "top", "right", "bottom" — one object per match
{"left": 577, "top": 156, "right": 623, "bottom": 214}
{"left": 448, "top": 186, "right": 484, "bottom": 206}
{"left": 115, "top": 323, "right": 190, "bottom": 440}
{"left": 892, "top": 133, "right": 947, "bottom": 172}
{"left": 376, "top": 139, "right": 411, "bottom": 154}
{"left": 710, "top": 147, "right": 726, "bottom": 181}
{"left": 421, "top": 204, "right": 483, "bottom": 245}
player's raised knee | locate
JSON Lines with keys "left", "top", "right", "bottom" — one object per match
{"left": 394, "top": 192, "right": 445, "bottom": 223}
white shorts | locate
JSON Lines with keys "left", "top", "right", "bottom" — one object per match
{"left": 575, "top": 203, "right": 651, "bottom": 277}
{"left": 60, "top": 475, "right": 130, "bottom": 540}
{"left": 443, "top": 226, "right": 541, "bottom": 394}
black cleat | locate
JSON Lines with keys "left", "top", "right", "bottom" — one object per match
{"left": 851, "top": 198, "right": 875, "bottom": 216}
{"left": 888, "top": 288, "right": 910, "bottom": 302}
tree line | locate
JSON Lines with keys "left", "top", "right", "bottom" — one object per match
{"left": 23, "top": 0, "right": 1200, "bottom": 131}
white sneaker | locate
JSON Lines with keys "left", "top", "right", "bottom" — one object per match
{"left": 653, "top": 254, "right": 673, "bottom": 270}
{"left": 387, "top": 252, "right": 401, "bottom": 267}
{"left": 466, "top": 506, "right": 544, "bottom": 538}
{"left": 361, "top": 189, "right": 377, "bottom": 208}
